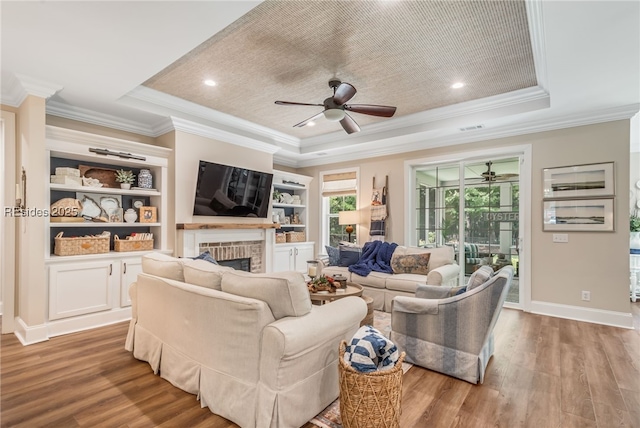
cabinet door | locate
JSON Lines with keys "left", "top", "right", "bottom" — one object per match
{"left": 120, "top": 257, "right": 143, "bottom": 307}
{"left": 293, "top": 244, "right": 315, "bottom": 273}
{"left": 49, "top": 261, "right": 115, "bottom": 320}
{"left": 273, "top": 246, "right": 293, "bottom": 272}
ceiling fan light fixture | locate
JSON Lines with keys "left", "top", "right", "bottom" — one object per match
{"left": 451, "top": 82, "right": 465, "bottom": 89}
{"left": 323, "top": 108, "right": 345, "bottom": 122}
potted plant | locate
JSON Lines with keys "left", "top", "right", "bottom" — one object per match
{"left": 115, "top": 169, "right": 135, "bottom": 189}
{"left": 631, "top": 211, "right": 640, "bottom": 254}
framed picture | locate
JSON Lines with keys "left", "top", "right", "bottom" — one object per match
{"left": 542, "top": 162, "right": 614, "bottom": 199}
{"left": 107, "top": 207, "right": 123, "bottom": 223}
{"left": 139, "top": 206, "right": 157, "bottom": 223}
{"left": 543, "top": 198, "right": 614, "bottom": 232}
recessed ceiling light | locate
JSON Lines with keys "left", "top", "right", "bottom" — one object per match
{"left": 204, "top": 79, "right": 217, "bottom": 87}
{"left": 451, "top": 82, "right": 465, "bottom": 89}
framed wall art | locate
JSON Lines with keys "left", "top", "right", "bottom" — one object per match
{"left": 543, "top": 198, "right": 614, "bottom": 232}
{"left": 542, "top": 162, "right": 614, "bottom": 199}
{"left": 139, "top": 206, "right": 157, "bottom": 223}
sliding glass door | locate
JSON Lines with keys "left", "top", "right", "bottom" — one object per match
{"left": 413, "top": 157, "right": 521, "bottom": 306}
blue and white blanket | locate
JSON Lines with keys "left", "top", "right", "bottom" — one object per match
{"left": 343, "top": 325, "right": 399, "bottom": 373}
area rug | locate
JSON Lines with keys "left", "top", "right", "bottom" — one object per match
{"left": 309, "top": 311, "right": 412, "bottom": 428}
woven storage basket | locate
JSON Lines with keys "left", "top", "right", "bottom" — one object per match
{"left": 54, "top": 231, "right": 110, "bottom": 256}
{"left": 275, "top": 233, "right": 286, "bottom": 244}
{"left": 338, "top": 340, "right": 405, "bottom": 428}
{"left": 114, "top": 235, "right": 153, "bottom": 252}
{"left": 285, "top": 231, "right": 305, "bottom": 242}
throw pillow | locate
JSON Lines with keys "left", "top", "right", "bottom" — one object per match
{"left": 390, "top": 252, "right": 431, "bottom": 275}
{"left": 325, "top": 245, "right": 340, "bottom": 266}
{"left": 221, "top": 270, "right": 312, "bottom": 319}
{"left": 183, "top": 259, "right": 234, "bottom": 290}
{"left": 191, "top": 250, "right": 218, "bottom": 264}
{"left": 338, "top": 244, "right": 362, "bottom": 267}
{"left": 467, "top": 265, "right": 494, "bottom": 291}
{"left": 141, "top": 253, "right": 185, "bottom": 282}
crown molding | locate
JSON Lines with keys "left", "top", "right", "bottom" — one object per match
{"left": 46, "top": 100, "right": 160, "bottom": 137}
{"left": 300, "top": 86, "right": 550, "bottom": 154}
{"left": 526, "top": 0, "right": 549, "bottom": 91}
{"left": 168, "top": 117, "right": 281, "bottom": 155}
{"left": 294, "top": 104, "right": 640, "bottom": 168}
{"left": 121, "top": 86, "right": 300, "bottom": 148}
{"left": 1, "top": 73, "right": 63, "bottom": 107}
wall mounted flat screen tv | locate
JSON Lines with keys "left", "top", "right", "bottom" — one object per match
{"left": 193, "top": 160, "right": 274, "bottom": 218}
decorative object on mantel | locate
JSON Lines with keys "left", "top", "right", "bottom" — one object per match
{"left": 81, "top": 176, "right": 102, "bottom": 187}
{"left": 115, "top": 169, "right": 135, "bottom": 190}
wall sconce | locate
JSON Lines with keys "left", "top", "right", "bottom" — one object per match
{"left": 338, "top": 210, "right": 359, "bottom": 243}
{"left": 15, "top": 167, "right": 26, "bottom": 209}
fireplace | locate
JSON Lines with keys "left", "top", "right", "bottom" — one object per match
{"left": 177, "top": 224, "right": 276, "bottom": 273}
{"left": 217, "top": 258, "right": 251, "bottom": 272}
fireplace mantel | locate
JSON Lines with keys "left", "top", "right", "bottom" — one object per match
{"left": 177, "top": 223, "right": 280, "bottom": 230}
{"left": 176, "top": 225, "right": 276, "bottom": 272}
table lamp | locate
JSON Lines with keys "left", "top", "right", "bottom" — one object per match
{"left": 338, "top": 210, "right": 359, "bottom": 243}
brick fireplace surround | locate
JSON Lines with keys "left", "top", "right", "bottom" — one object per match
{"left": 176, "top": 224, "right": 277, "bottom": 273}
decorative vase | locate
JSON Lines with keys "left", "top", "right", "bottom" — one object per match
{"left": 124, "top": 208, "right": 137, "bottom": 223}
{"left": 120, "top": 183, "right": 131, "bottom": 190}
{"left": 631, "top": 232, "right": 640, "bottom": 254}
{"left": 138, "top": 169, "right": 153, "bottom": 189}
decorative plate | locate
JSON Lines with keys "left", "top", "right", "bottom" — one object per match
{"left": 280, "top": 192, "right": 293, "bottom": 204}
{"left": 79, "top": 195, "right": 102, "bottom": 218}
{"left": 100, "top": 196, "right": 120, "bottom": 214}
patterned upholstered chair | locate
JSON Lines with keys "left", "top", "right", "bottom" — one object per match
{"left": 464, "top": 243, "right": 488, "bottom": 274}
{"left": 389, "top": 265, "right": 513, "bottom": 384}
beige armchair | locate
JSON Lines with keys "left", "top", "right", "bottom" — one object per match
{"left": 390, "top": 265, "right": 513, "bottom": 384}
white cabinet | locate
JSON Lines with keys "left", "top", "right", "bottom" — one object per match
{"left": 120, "top": 257, "right": 142, "bottom": 307}
{"left": 273, "top": 243, "right": 315, "bottom": 273}
{"left": 49, "top": 260, "right": 115, "bottom": 320}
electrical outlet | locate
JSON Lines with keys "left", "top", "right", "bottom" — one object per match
{"left": 553, "top": 234, "right": 569, "bottom": 243}
{"left": 581, "top": 291, "right": 591, "bottom": 301}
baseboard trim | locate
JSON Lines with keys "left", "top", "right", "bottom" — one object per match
{"left": 530, "top": 300, "right": 634, "bottom": 329}
{"left": 14, "top": 317, "right": 49, "bottom": 345}
{"left": 46, "top": 307, "right": 132, "bottom": 338}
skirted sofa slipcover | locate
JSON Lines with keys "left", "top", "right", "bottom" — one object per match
{"left": 125, "top": 253, "right": 366, "bottom": 428}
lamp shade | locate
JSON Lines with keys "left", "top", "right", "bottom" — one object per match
{"left": 338, "top": 210, "right": 359, "bottom": 225}
{"left": 324, "top": 108, "right": 346, "bottom": 122}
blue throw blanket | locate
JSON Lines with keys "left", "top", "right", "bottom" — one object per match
{"left": 348, "top": 241, "right": 397, "bottom": 276}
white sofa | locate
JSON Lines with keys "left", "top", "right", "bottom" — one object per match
{"left": 319, "top": 245, "right": 460, "bottom": 312}
{"left": 125, "top": 253, "right": 366, "bottom": 428}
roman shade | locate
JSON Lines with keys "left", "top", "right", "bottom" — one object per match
{"left": 322, "top": 171, "right": 357, "bottom": 197}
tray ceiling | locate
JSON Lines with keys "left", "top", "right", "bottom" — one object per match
{"left": 143, "top": 0, "right": 537, "bottom": 138}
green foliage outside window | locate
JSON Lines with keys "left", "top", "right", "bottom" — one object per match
{"left": 328, "top": 195, "right": 356, "bottom": 246}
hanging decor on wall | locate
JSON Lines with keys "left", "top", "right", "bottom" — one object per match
{"left": 370, "top": 175, "right": 388, "bottom": 241}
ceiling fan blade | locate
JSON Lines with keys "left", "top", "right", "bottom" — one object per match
{"left": 275, "top": 101, "right": 324, "bottom": 107}
{"left": 293, "top": 111, "right": 325, "bottom": 128}
{"left": 333, "top": 82, "right": 357, "bottom": 105}
{"left": 340, "top": 113, "right": 360, "bottom": 134}
{"left": 344, "top": 104, "right": 397, "bottom": 117}
{"left": 496, "top": 173, "right": 519, "bottom": 180}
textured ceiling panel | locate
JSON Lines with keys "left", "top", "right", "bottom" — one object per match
{"left": 144, "top": 0, "right": 537, "bottom": 138}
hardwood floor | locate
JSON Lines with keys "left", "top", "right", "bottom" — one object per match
{"left": 2, "top": 304, "right": 639, "bottom": 428}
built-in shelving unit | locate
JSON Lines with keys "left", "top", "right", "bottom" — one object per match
{"left": 43, "top": 126, "right": 171, "bottom": 336}
{"left": 271, "top": 170, "right": 314, "bottom": 273}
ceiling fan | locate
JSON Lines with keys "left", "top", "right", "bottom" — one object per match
{"left": 468, "top": 161, "right": 519, "bottom": 183}
{"left": 274, "top": 79, "right": 397, "bottom": 134}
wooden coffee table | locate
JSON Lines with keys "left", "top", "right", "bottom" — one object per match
{"left": 309, "top": 282, "right": 363, "bottom": 305}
